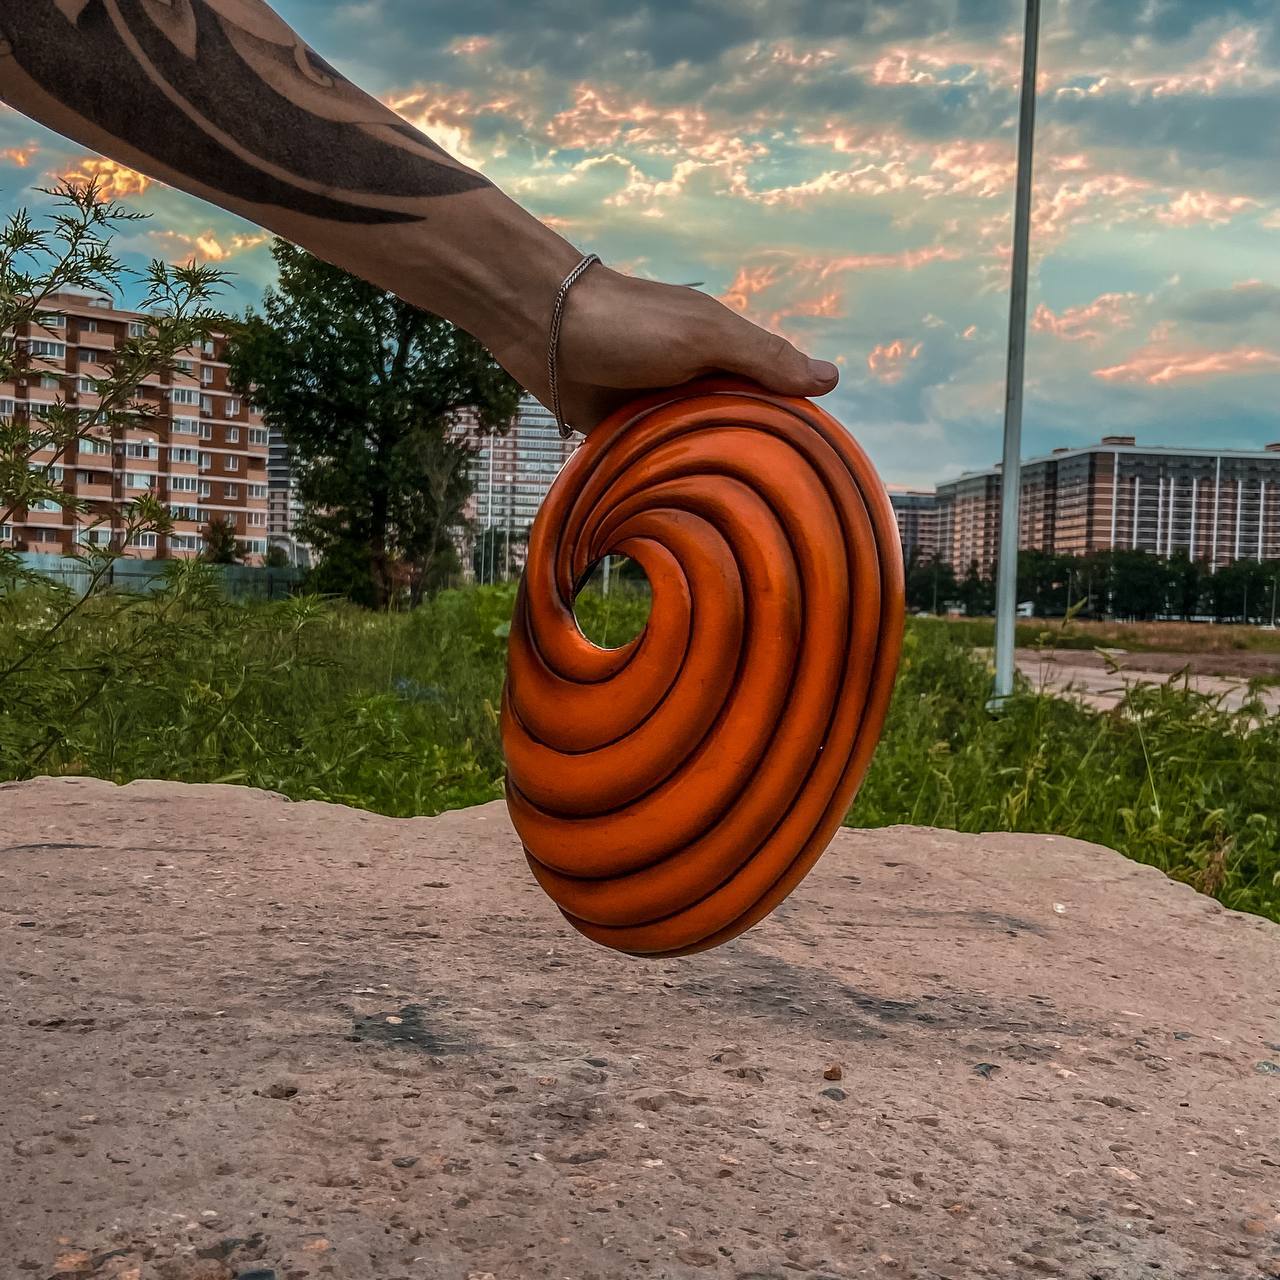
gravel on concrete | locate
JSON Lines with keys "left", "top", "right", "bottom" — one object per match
{"left": 1, "top": 775, "right": 1277, "bottom": 1280}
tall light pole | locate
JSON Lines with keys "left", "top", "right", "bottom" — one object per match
{"left": 991, "top": 0, "right": 1042, "bottom": 706}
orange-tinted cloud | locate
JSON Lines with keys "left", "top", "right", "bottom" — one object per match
{"left": 1157, "top": 190, "right": 1260, "bottom": 226}
{"left": 1032, "top": 292, "right": 1140, "bottom": 343}
{"left": 868, "top": 339, "right": 924, "bottom": 384}
{"left": 58, "top": 156, "right": 152, "bottom": 200}
{"left": 719, "top": 264, "right": 782, "bottom": 312}
{"left": 1, "top": 146, "right": 37, "bottom": 168}
{"left": 1094, "top": 345, "right": 1280, "bottom": 386}
{"left": 151, "top": 228, "right": 269, "bottom": 263}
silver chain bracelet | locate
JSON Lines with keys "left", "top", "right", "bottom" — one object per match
{"left": 548, "top": 252, "right": 600, "bottom": 440}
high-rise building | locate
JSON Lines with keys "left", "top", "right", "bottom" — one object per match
{"left": 935, "top": 467, "right": 1003, "bottom": 575}
{"left": 934, "top": 436, "right": 1280, "bottom": 574}
{"left": 460, "top": 394, "right": 577, "bottom": 577}
{"left": 1, "top": 291, "right": 269, "bottom": 562}
{"left": 887, "top": 488, "right": 940, "bottom": 562}
{"left": 266, "top": 425, "right": 310, "bottom": 567}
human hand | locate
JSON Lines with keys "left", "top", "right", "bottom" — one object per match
{"left": 491, "top": 262, "right": 840, "bottom": 434}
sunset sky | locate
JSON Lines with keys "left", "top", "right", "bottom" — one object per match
{"left": 2, "top": 0, "right": 1278, "bottom": 487}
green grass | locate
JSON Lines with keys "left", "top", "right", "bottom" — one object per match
{"left": 1, "top": 576, "right": 1276, "bottom": 922}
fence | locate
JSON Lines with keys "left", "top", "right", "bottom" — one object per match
{"left": 8, "top": 552, "right": 304, "bottom": 601}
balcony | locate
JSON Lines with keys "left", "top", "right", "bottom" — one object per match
{"left": 74, "top": 329, "right": 117, "bottom": 351}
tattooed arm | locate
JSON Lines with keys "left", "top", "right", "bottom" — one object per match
{"left": 0, "top": 0, "right": 839, "bottom": 428}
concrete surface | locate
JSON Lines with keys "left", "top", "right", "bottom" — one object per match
{"left": 1, "top": 776, "right": 1277, "bottom": 1280}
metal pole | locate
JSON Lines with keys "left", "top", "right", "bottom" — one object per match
{"left": 991, "top": 0, "right": 1041, "bottom": 706}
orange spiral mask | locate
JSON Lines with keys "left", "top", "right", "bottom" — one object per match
{"left": 501, "top": 377, "right": 904, "bottom": 957}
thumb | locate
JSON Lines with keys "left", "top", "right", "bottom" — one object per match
{"left": 712, "top": 310, "right": 840, "bottom": 397}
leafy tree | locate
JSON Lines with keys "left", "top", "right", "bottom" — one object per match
{"left": 957, "top": 560, "right": 994, "bottom": 616}
{"left": 200, "top": 514, "right": 242, "bottom": 564}
{"left": 0, "top": 183, "right": 227, "bottom": 775}
{"left": 905, "top": 551, "right": 957, "bottom": 614}
{"left": 263, "top": 544, "right": 290, "bottom": 569}
{"left": 472, "top": 525, "right": 528, "bottom": 585}
{"left": 1, "top": 182, "right": 225, "bottom": 566}
{"left": 227, "top": 240, "right": 520, "bottom": 609}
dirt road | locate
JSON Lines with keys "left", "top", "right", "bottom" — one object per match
{"left": 2, "top": 776, "right": 1277, "bottom": 1279}
{"left": 1015, "top": 647, "right": 1280, "bottom": 714}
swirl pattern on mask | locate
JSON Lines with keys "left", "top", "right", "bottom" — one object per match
{"left": 502, "top": 378, "right": 904, "bottom": 957}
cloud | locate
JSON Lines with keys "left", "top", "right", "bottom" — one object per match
{"left": 867, "top": 339, "right": 924, "bottom": 384}
{"left": 56, "top": 157, "right": 153, "bottom": 200}
{"left": 150, "top": 228, "right": 270, "bottom": 263}
{"left": 1094, "top": 344, "right": 1280, "bottom": 385}
{"left": 1156, "top": 189, "right": 1261, "bottom": 225}
{"left": 1, "top": 146, "right": 38, "bottom": 167}
{"left": 1032, "top": 292, "right": 1141, "bottom": 343}
{"left": 1174, "top": 280, "right": 1280, "bottom": 323}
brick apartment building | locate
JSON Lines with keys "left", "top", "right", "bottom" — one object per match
{"left": 888, "top": 488, "right": 942, "bottom": 562}
{"left": 926, "top": 435, "right": 1280, "bottom": 574}
{"left": 1, "top": 291, "right": 270, "bottom": 562}
{"left": 460, "top": 393, "right": 576, "bottom": 578}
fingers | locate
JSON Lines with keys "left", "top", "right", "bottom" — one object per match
{"left": 709, "top": 305, "right": 840, "bottom": 398}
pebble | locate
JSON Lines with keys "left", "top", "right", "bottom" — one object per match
{"left": 823, "top": 1064, "right": 843, "bottom": 1081}
{"left": 820, "top": 1087, "right": 847, "bottom": 1102}
{"left": 973, "top": 1063, "right": 1001, "bottom": 1079}
{"left": 1255, "top": 1060, "right": 1280, "bottom": 1076}
{"left": 392, "top": 1156, "right": 418, "bottom": 1168}
{"left": 676, "top": 1247, "right": 719, "bottom": 1266}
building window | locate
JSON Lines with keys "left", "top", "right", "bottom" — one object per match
{"left": 0, "top": 523, "right": 11, "bottom": 542}
{"left": 125, "top": 473, "right": 152, "bottom": 490}
{"left": 80, "top": 351, "right": 98, "bottom": 367}
{"left": 0, "top": 398, "right": 14, "bottom": 417}
{"left": 201, "top": 339, "right": 215, "bottom": 356}
{"left": 227, "top": 398, "right": 241, "bottom": 417}
{"left": 37, "top": 312, "right": 66, "bottom": 329}
{"left": 171, "top": 476, "right": 199, "bottom": 493}
{"left": 224, "top": 483, "right": 239, "bottom": 499}
{"left": 249, "top": 484, "right": 268, "bottom": 500}
{"left": 201, "top": 366, "right": 215, "bottom": 385}
{"left": 227, "top": 427, "right": 239, "bottom": 443}
{"left": 27, "top": 339, "right": 66, "bottom": 359}
{"left": 174, "top": 359, "right": 194, "bottom": 374}
{"left": 198, "top": 481, "right": 212, "bottom": 498}
{"left": 200, "top": 395, "right": 214, "bottom": 415}
{"left": 247, "top": 511, "right": 266, "bottom": 527}
{"left": 129, "top": 321, "right": 148, "bottom": 339}
{"left": 123, "top": 441, "right": 158, "bottom": 459}
{"left": 172, "top": 417, "right": 199, "bottom": 435}
{"left": 40, "top": 374, "right": 61, "bottom": 390}
{"left": 134, "top": 532, "right": 158, "bottom": 549}
{"left": 225, "top": 455, "right": 239, "bottom": 471}
{"left": 82, "top": 319, "right": 98, "bottom": 333}
{"left": 170, "top": 447, "right": 197, "bottom": 465}
{"left": 171, "top": 388, "right": 199, "bottom": 405}
{"left": 81, "top": 437, "right": 110, "bottom": 456}
{"left": 199, "top": 423, "right": 212, "bottom": 440}
{"left": 77, "top": 377, "right": 98, "bottom": 394}
{"left": 248, "top": 428, "right": 268, "bottom": 446}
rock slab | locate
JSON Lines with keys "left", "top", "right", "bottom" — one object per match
{"left": 1, "top": 776, "right": 1277, "bottom": 1279}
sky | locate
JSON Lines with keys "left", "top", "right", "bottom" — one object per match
{"left": 2, "top": 0, "right": 1278, "bottom": 488}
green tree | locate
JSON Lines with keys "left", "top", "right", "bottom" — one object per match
{"left": 1100, "top": 550, "right": 1171, "bottom": 621}
{"left": 957, "top": 560, "right": 994, "bottom": 616}
{"left": 0, "top": 183, "right": 227, "bottom": 776}
{"left": 227, "top": 240, "right": 520, "bottom": 609}
{"left": 905, "top": 551, "right": 956, "bottom": 614}
{"left": 200, "top": 514, "right": 242, "bottom": 564}
{"left": 264, "top": 543, "right": 290, "bottom": 569}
